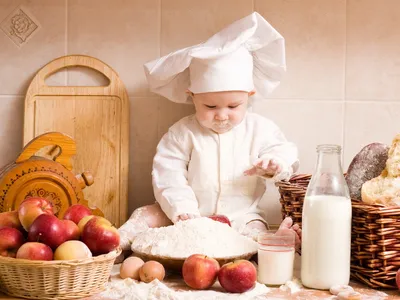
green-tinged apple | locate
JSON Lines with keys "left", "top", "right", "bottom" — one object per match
{"left": 62, "top": 204, "right": 92, "bottom": 225}
{"left": 81, "top": 216, "right": 120, "bottom": 255}
{"left": 28, "top": 214, "right": 67, "bottom": 249}
{"left": 18, "top": 197, "right": 54, "bottom": 231}
{"left": 16, "top": 242, "right": 53, "bottom": 261}
{"left": 182, "top": 254, "right": 220, "bottom": 289}
{"left": 218, "top": 260, "right": 257, "bottom": 293}
{"left": 0, "top": 210, "right": 23, "bottom": 231}
{"left": 0, "top": 227, "right": 24, "bottom": 258}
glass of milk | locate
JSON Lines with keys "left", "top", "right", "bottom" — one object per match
{"left": 257, "top": 230, "right": 295, "bottom": 286}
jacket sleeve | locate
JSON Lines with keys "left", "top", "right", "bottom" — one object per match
{"left": 152, "top": 130, "right": 200, "bottom": 223}
{"left": 259, "top": 122, "right": 299, "bottom": 181}
{"left": 238, "top": 121, "right": 299, "bottom": 230}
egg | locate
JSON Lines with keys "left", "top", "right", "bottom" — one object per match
{"left": 119, "top": 256, "right": 145, "bottom": 280}
{"left": 139, "top": 260, "right": 166, "bottom": 283}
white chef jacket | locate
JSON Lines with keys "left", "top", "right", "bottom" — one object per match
{"left": 152, "top": 112, "right": 299, "bottom": 232}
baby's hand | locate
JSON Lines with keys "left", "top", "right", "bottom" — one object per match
{"left": 244, "top": 158, "right": 282, "bottom": 178}
{"left": 242, "top": 220, "right": 268, "bottom": 241}
{"left": 177, "top": 213, "right": 199, "bottom": 222}
{"left": 277, "top": 217, "right": 302, "bottom": 249}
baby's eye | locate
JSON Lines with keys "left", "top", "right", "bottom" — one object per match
{"left": 228, "top": 105, "right": 239, "bottom": 109}
{"left": 205, "top": 105, "right": 216, "bottom": 109}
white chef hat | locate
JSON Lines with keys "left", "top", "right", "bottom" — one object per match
{"left": 144, "top": 12, "right": 286, "bottom": 104}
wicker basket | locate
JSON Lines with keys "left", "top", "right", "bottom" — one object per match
{"left": 276, "top": 175, "right": 400, "bottom": 289}
{"left": 0, "top": 248, "right": 121, "bottom": 300}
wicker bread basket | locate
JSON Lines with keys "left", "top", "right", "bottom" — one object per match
{"left": 0, "top": 248, "right": 121, "bottom": 300}
{"left": 276, "top": 174, "right": 400, "bottom": 289}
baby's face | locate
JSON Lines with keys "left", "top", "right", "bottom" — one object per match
{"left": 192, "top": 91, "right": 250, "bottom": 134}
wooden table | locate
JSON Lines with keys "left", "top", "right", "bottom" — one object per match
{"left": 1, "top": 281, "right": 398, "bottom": 300}
{"left": 1, "top": 255, "right": 399, "bottom": 299}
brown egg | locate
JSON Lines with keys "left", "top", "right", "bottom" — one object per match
{"left": 139, "top": 260, "right": 166, "bottom": 283}
{"left": 119, "top": 256, "right": 145, "bottom": 280}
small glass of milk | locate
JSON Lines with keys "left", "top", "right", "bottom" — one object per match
{"left": 257, "top": 230, "right": 295, "bottom": 286}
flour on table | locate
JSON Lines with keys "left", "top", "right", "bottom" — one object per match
{"left": 131, "top": 217, "right": 258, "bottom": 258}
{"left": 98, "top": 266, "right": 270, "bottom": 300}
{"left": 279, "top": 278, "right": 302, "bottom": 294}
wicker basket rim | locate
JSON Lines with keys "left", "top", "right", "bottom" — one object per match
{"left": 0, "top": 247, "right": 121, "bottom": 266}
{"left": 278, "top": 174, "right": 400, "bottom": 210}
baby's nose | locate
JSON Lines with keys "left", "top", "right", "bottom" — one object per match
{"left": 215, "top": 112, "right": 228, "bottom": 121}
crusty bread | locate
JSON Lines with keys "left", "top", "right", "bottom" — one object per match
{"left": 361, "top": 134, "right": 400, "bottom": 206}
{"left": 345, "top": 143, "right": 389, "bottom": 200}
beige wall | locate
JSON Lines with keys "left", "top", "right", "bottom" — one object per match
{"left": 1, "top": 0, "right": 399, "bottom": 225}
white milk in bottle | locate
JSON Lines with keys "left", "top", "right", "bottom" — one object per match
{"left": 301, "top": 145, "right": 352, "bottom": 290}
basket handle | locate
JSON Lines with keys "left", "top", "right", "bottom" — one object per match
{"left": 16, "top": 132, "right": 76, "bottom": 170}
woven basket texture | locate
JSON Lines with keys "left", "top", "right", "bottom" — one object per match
{"left": 276, "top": 175, "right": 399, "bottom": 289}
{"left": 0, "top": 248, "right": 121, "bottom": 299}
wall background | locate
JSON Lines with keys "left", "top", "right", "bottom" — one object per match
{"left": 1, "top": 0, "right": 399, "bottom": 225}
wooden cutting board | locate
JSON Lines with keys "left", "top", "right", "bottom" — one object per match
{"left": 23, "top": 55, "right": 129, "bottom": 227}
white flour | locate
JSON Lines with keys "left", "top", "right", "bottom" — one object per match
{"left": 97, "top": 265, "right": 270, "bottom": 300}
{"left": 279, "top": 278, "right": 302, "bottom": 294}
{"left": 131, "top": 217, "right": 258, "bottom": 258}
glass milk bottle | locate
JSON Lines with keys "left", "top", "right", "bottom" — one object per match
{"left": 301, "top": 144, "right": 352, "bottom": 290}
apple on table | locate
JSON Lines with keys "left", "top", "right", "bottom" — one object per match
{"left": 218, "top": 260, "right": 257, "bottom": 293}
{"left": 182, "top": 254, "right": 220, "bottom": 290}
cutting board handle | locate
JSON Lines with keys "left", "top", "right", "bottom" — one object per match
{"left": 33, "top": 55, "right": 121, "bottom": 94}
{"left": 16, "top": 132, "right": 76, "bottom": 170}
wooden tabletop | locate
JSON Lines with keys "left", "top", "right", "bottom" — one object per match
{"left": 1, "top": 281, "right": 398, "bottom": 300}
{"left": 1, "top": 255, "right": 399, "bottom": 299}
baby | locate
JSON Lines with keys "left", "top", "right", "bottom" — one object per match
{"left": 118, "top": 12, "right": 301, "bottom": 254}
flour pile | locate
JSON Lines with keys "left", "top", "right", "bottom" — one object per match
{"left": 131, "top": 217, "right": 258, "bottom": 258}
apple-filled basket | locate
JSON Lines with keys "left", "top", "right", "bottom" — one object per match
{"left": 0, "top": 248, "right": 121, "bottom": 300}
{"left": 276, "top": 138, "right": 400, "bottom": 290}
{"left": 0, "top": 132, "right": 121, "bottom": 299}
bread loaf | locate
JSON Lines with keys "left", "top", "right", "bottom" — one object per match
{"left": 345, "top": 143, "right": 389, "bottom": 200}
{"left": 361, "top": 134, "right": 400, "bottom": 206}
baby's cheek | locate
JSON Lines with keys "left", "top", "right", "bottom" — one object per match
{"left": 230, "top": 112, "right": 245, "bottom": 125}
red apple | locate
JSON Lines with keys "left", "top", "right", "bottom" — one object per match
{"left": 62, "top": 220, "right": 80, "bottom": 240}
{"left": 62, "top": 204, "right": 92, "bottom": 225}
{"left": 18, "top": 197, "right": 54, "bottom": 231}
{"left": 16, "top": 242, "right": 53, "bottom": 261}
{"left": 0, "top": 227, "right": 24, "bottom": 257}
{"left": 208, "top": 215, "right": 231, "bottom": 227}
{"left": 28, "top": 214, "right": 67, "bottom": 249}
{"left": 81, "top": 216, "right": 120, "bottom": 255}
{"left": 0, "top": 210, "right": 23, "bottom": 231}
{"left": 182, "top": 254, "right": 220, "bottom": 290}
{"left": 218, "top": 260, "right": 257, "bottom": 293}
